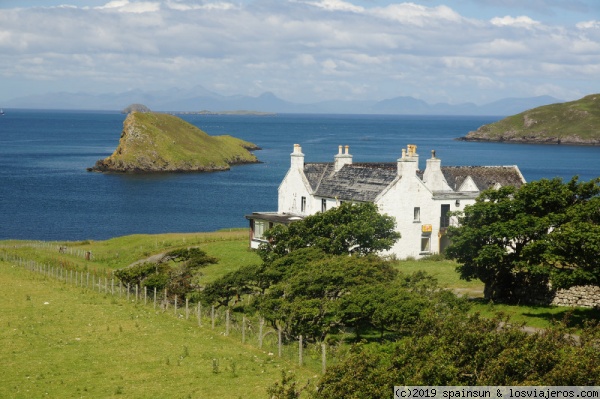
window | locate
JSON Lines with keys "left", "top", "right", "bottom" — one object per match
{"left": 321, "top": 198, "right": 327, "bottom": 212}
{"left": 413, "top": 207, "right": 420, "bottom": 222}
{"left": 421, "top": 236, "right": 431, "bottom": 253}
{"left": 254, "top": 220, "right": 268, "bottom": 240}
{"left": 301, "top": 196, "right": 306, "bottom": 213}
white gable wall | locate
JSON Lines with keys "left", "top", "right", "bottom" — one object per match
{"left": 376, "top": 173, "right": 436, "bottom": 258}
{"left": 278, "top": 167, "right": 312, "bottom": 215}
{"left": 458, "top": 176, "right": 479, "bottom": 192}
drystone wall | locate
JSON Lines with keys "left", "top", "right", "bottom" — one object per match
{"left": 551, "top": 285, "right": 600, "bottom": 308}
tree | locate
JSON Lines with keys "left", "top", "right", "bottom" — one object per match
{"left": 313, "top": 314, "right": 600, "bottom": 398}
{"left": 255, "top": 251, "right": 398, "bottom": 341}
{"left": 338, "top": 272, "right": 443, "bottom": 338}
{"left": 114, "top": 247, "right": 218, "bottom": 300}
{"left": 257, "top": 202, "right": 400, "bottom": 262}
{"left": 446, "top": 176, "right": 600, "bottom": 302}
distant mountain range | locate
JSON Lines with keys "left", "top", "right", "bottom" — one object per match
{"left": 5, "top": 85, "right": 563, "bottom": 116}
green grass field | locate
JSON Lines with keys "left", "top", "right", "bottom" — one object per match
{"left": 0, "top": 262, "right": 316, "bottom": 399}
{"left": 3, "top": 230, "right": 599, "bottom": 332}
{"left": 2, "top": 230, "right": 599, "bottom": 398}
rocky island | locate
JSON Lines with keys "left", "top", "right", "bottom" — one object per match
{"left": 458, "top": 94, "right": 600, "bottom": 145}
{"left": 88, "top": 112, "right": 260, "bottom": 173}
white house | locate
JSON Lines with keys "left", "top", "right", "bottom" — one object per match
{"left": 246, "top": 144, "right": 526, "bottom": 259}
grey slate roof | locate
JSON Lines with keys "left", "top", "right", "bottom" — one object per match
{"left": 303, "top": 162, "right": 525, "bottom": 202}
{"left": 306, "top": 162, "right": 398, "bottom": 202}
{"left": 441, "top": 166, "right": 525, "bottom": 191}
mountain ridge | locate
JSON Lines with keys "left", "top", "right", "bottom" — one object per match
{"left": 5, "top": 86, "right": 563, "bottom": 116}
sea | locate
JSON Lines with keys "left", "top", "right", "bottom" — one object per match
{"left": 1, "top": 109, "right": 599, "bottom": 241}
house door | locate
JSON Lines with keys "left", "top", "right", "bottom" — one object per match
{"left": 440, "top": 204, "right": 450, "bottom": 228}
{"left": 439, "top": 204, "right": 451, "bottom": 254}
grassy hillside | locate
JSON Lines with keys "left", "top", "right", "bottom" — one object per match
{"left": 461, "top": 94, "right": 600, "bottom": 145}
{"left": 2, "top": 230, "right": 599, "bottom": 397}
{"left": 89, "top": 112, "right": 260, "bottom": 172}
{"left": 0, "top": 263, "right": 315, "bottom": 398}
{"left": 3, "top": 230, "right": 597, "bottom": 332}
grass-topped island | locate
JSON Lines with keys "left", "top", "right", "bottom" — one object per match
{"left": 88, "top": 112, "right": 260, "bottom": 173}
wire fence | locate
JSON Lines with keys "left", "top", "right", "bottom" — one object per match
{"left": 1, "top": 253, "right": 346, "bottom": 374}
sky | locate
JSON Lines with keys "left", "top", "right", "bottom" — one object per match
{"left": 0, "top": 0, "right": 599, "bottom": 105}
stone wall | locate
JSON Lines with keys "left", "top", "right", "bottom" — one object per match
{"left": 551, "top": 285, "right": 600, "bottom": 308}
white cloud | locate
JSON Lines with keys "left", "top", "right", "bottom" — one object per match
{"left": 165, "top": 1, "right": 239, "bottom": 11}
{"left": 577, "top": 20, "right": 600, "bottom": 29}
{"left": 95, "top": 0, "right": 160, "bottom": 13}
{"left": 300, "top": 0, "right": 364, "bottom": 13}
{"left": 490, "top": 15, "right": 541, "bottom": 28}
{"left": 370, "top": 3, "right": 463, "bottom": 26}
{"left": 0, "top": 0, "right": 598, "bottom": 105}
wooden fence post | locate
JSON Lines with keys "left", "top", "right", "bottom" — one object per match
{"left": 225, "top": 309, "right": 230, "bottom": 336}
{"left": 144, "top": 286, "right": 147, "bottom": 305}
{"left": 278, "top": 327, "right": 282, "bottom": 358}
{"left": 259, "top": 318, "right": 264, "bottom": 349}
{"left": 299, "top": 335, "right": 303, "bottom": 366}
{"left": 174, "top": 295, "right": 178, "bottom": 316}
{"left": 211, "top": 305, "right": 215, "bottom": 329}
{"left": 242, "top": 316, "right": 246, "bottom": 344}
{"left": 127, "top": 284, "right": 130, "bottom": 301}
{"left": 153, "top": 287, "right": 157, "bottom": 310}
{"left": 321, "top": 343, "right": 327, "bottom": 374}
{"left": 197, "top": 303, "right": 202, "bottom": 327}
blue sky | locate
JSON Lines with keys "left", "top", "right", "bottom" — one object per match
{"left": 1, "top": 0, "right": 599, "bottom": 105}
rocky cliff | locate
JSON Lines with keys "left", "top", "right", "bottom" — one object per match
{"left": 458, "top": 94, "right": 600, "bottom": 145}
{"left": 88, "top": 112, "right": 260, "bottom": 173}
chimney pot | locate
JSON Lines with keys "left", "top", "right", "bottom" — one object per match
{"left": 344, "top": 145, "right": 349, "bottom": 155}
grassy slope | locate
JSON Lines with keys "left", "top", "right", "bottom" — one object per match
{"left": 465, "top": 94, "right": 600, "bottom": 143}
{"left": 2, "top": 230, "right": 598, "bottom": 342}
{"left": 0, "top": 263, "right": 314, "bottom": 399}
{"left": 99, "top": 112, "right": 259, "bottom": 171}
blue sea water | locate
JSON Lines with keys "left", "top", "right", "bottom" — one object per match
{"left": 1, "top": 110, "right": 599, "bottom": 241}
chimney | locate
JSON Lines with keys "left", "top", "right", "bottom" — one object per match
{"left": 397, "top": 144, "right": 419, "bottom": 176}
{"left": 423, "top": 149, "right": 452, "bottom": 191}
{"left": 291, "top": 143, "right": 305, "bottom": 169}
{"left": 334, "top": 144, "right": 353, "bottom": 172}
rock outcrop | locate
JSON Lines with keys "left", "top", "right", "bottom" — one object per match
{"left": 122, "top": 103, "right": 151, "bottom": 114}
{"left": 88, "top": 112, "right": 260, "bottom": 173}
